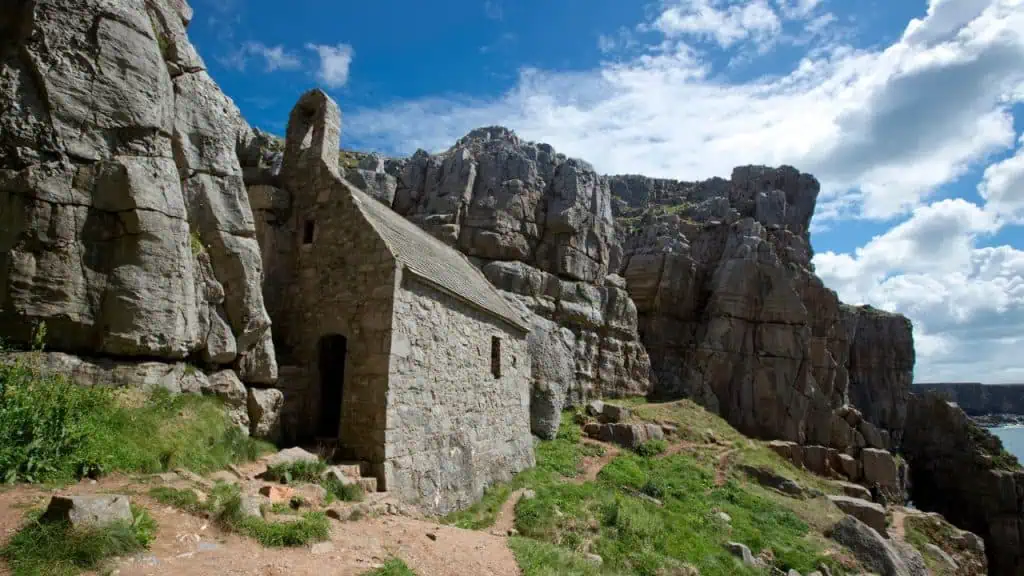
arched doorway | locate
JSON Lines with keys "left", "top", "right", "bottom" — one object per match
{"left": 317, "top": 334, "right": 347, "bottom": 439}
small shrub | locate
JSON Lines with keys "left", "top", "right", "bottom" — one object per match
{"left": 263, "top": 459, "right": 328, "bottom": 484}
{"left": 1, "top": 504, "right": 156, "bottom": 576}
{"left": 189, "top": 231, "right": 205, "bottom": 256}
{"left": 363, "top": 557, "right": 417, "bottom": 576}
{"left": 635, "top": 439, "right": 668, "bottom": 457}
{"left": 323, "top": 476, "right": 365, "bottom": 503}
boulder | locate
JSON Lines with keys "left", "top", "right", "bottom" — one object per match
{"left": 828, "top": 516, "right": 927, "bottom": 576}
{"left": 248, "top": 388, "right": 284, "bottom": 441}
{"left": 265, "top": 447, "right": 320, "bottom": 469}
{"left": 724, "top": 541, "right": 763, "bottom": 568}
{"left": 835, "top": 453, "right": 860, "bottom": 481}
{"left": 834, "top": 481, "right": 872, "bottom": 501}
{"left": 861, "top": 449, "right": 899, "bottom": 488}
{"left": 804, "top": 445, "right": 831, "bottom": 476}
{"left": 526, "top": 317, "right": 576, "bottom": 439}
{"left": 600, "top": 404, "right": 631, "bottom": 424}
{"left": 43, "top": 495, "right": 133, "bottom": 529}
{"left": 828, "top": 495, "right": 887, "bottom": 535}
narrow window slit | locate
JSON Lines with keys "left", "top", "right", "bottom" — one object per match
{"left": 491, "top": 336, "right": 502, "bottom": 379}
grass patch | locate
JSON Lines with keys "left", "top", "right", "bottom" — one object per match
{"left": 443, "top": 414, "right": 600, "bottom": 530}
{"left": 322, "top": 476, "right": 365, "bottom": 503}
{"left": 189, "top": 231, "right": 205, "bottom": 256}
{"left": 1, "top": 504, "right": 156, "bottom": 576}
{"left": 263, "top": 460, "right": 328, "bottom": 484}
{"left": 151, "top": 484, "right": 330, "bottom": 548}
{"left": 0, "top": 354, "right": 273, "bottom": 484}
{"left": 362, "top": 558, "right": 417, "bottom": 575}
{"left": 509, "top": 537, "right": 604, "bottom": 576}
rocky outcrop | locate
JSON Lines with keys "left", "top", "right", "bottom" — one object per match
{"left": 914, "top": 382, "right": 1024, "bottom": 416}
{"left": 903, "top": 392, "right": 1024, "bottom": 575}
{"left": 828, "top": 516, "right": 927, "bottom": 576}
{"left": 0, "top": 0, "right": 276, "bottom": 383}
{"left": 613, "top": 168, "right": 915, "bottom": 448}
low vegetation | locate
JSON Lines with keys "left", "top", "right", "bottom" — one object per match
{"left": 262, "top": 459, "right": 365, "bottom": 503}
{"left": 0, "top": 351, "right": 273, "bottom": 485}
{"left": 362, "top": 558, "right": 417, "bottom": 575}
{"left": 450, "top": 402, "right": 852, "bottom": 576}
{"left": 1, "top": 505, "right": 156, "bottom": 576}
{"left": 150, "top": 483, "right": 330, "bottom": 548}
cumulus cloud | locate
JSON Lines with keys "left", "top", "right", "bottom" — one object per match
{"left": 306, "top": 43, "right": 355, "bottom": 89}
{"left": 979, "top": 134, "right": 1024, "bottom": 219}
{"left": 221, "top": 41, "right": 301, "bottom": 72}
{"left": 342, "top": 0, "right": 1024, "bottom": 382}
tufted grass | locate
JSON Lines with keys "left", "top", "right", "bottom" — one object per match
{"left": 1, "top": 504, "right": 156, "bottom": 576}
{"left": 362, "top": 558, "right": 417, "bottom": 575}
{"left": 0, "top": 351, "right": 273, "bottom": 485}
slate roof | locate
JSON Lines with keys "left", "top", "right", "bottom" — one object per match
{"left": 345, "top": 181, "right": 530, "bottom": 332}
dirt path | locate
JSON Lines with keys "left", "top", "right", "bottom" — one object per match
{"left": 889, "top": 506, "right": 910, "bottom": 540}
{"left": 491, "top": 489, "right": 527, "bottom": 538}
{"left": 573, "top": 440, "right": 621, "bottom": 484}
{"left": 714, "top": 448, "right": 738, "bottom": 486}
{"left": 0, "top": 477, "right": 521, "bottom": 576}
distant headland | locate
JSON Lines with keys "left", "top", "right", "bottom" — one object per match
{"left": 914, "top": 383, "right": 1024, "bottom": 427}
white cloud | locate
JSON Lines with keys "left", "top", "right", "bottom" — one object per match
{"left": 979, "top": 134, "right": 1024, "bottom": 218}
{"left": 342, "top": 0, "right": 1024, "bottom": 382}
{"left": 306, "top": 43, "right": 355, "bottom": 89}
{"left": 221, "top": 41, "right": 301, "bottom": 72}
{"left": 654, "top": 0, "right": 782, "bottom": 47}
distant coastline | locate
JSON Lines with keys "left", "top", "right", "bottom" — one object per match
{"left": 914, "top": 382, "right": 1024, "bottom": 427}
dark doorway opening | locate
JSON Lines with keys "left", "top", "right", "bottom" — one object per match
{"left": 317, "top": 334, "right": 347, "bottom": 439}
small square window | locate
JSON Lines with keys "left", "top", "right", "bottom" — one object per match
{"left": 491, "top": 336, "right": 502, "bottom": 379}
{"left": 302, "top": 219, "right": 315, "bottom": 245}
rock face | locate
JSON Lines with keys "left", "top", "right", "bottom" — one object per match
{"left": 828, "top": 516, "right": 927, "bottom": 576}
{"left": 383, "top": 129, "right": 652, "bottom": 406}
{"left": 903, "top": 392, "right": 1024, "bottom": 575}
{"left": 613, "top": 169, "right": 915, "bottom": 448}
{"left": 0, "top": 0, "right": 276, "bottom": 383}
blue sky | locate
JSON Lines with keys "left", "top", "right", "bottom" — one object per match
{"left": 186, "top": 0, "right": 1024, "bottom": 383}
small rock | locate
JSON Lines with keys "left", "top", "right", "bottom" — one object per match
{"left": 259, "top": 485, "right": 295, "bottom": 503}
{"left": 725, "top": 541, "right": 761, "bottom": 567}
{"left": 834, "top": 481, "right": 872, "bottom": 501}
{"left": 717, "top": 511, "right": 732, "bottom": 523}
{"left": 154, "top": 472, "right": 178, "bottom": 483}
{"left": 788, "top": 570, "right": 802, "bottom": 576}
{"left": 507, "top": 528, "right": 519, "bottom": 536}
{"left": 583, "top": 423, "right": 602, "bottom": 438}
{"left": 175, "top": 469, "right": 214, "bottom": 489}
{"left": 522, "top": 489, "right": 537, "bottom": 500}
{"left": 661, "top": 423, "right": 679, "bottom": 436}
{"left": 43, "top": 495, "right": 132, "bottom": 529}
{"left": 586, "top": 400, "right": 605, "bottom": 416}
{"left": 584, "top": 553, "right": 604, "bottom": 566}
{"left": 426, "top": 532, "right": 437, "bottom": 541}
{"left": 601, "top": 404, "right": 630, "bottom": 423}
{"left": 703, "top": 429, "right": 718, "bottom": 444}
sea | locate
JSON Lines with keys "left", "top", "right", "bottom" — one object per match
{"left": 989, "top": 425, "right": 1024, "bottom": 461}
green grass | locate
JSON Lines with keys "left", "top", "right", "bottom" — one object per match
{"left": 634, "top": 439, "right": 667, "bottom": 457}
{"left": 0, "top": 354, "right": 273, "bottom": 484}
{"left": 151, "top": 484, "right": 330, "bottom": 548}
{"left": 322, "top": 476, "right": 366, "bottom": 503}
{"left": 263, "top": 459, "right": 329, "bottom": 484}
{"left": 1, "top": 504, "right": 156, "bottom": 576}
{"left": 509, "top": 537, "right": 605, "bottom": 576}
{"left": 442, "top": 416, "right": 602, "bottom": 530}
{"left": 362, "top": 558, "right": 417, "bottom": 575}
{"left": 189, "top": 231, "right": 205, "bottom": 256}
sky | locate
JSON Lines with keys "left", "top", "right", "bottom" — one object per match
{"left": 187, "top": 0, "right": 1024, "bottom": 384}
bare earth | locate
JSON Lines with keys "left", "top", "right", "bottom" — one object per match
{"left": 0, "top": 475, "right": 520, "bottom": 576}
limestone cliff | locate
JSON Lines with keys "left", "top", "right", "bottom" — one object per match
{"left": 610, "top": 170, "right": 915, "bottom": 448}
{"left": 0, "top": 0, "right": 275, "bottom": 383}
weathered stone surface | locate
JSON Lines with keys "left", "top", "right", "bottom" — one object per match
{"left": 248, "top": 387, "right": 284, "bottom": 441}
{"left": 613, "top": 167, "right": 913, "bottom": 450}
{"left": 861, "top": 449, "right": 900, "bottom": 489}
{"left": 828, "top": 495, "right": 887, "bottom": 535}
{"left": 4, "top": 351, "right": 205, "bottom": 394}
{"left": 482, "top": 260, "right": 650, "bottom": 402}
{"left": 202, "top": 369, "right": 250, "bottom": 432}
{"left": 0, "top": 0, "right": 275, "bottom": 382}
{"left": 835, "top": 481, "right": 873, "bottom": 501}
{"left": 903, "top": 392, "right": 1024, "bottom": 575}
{"left": 526, "top": 316, "right": 576, "bottom": 439}
{"left": 836, "top": 453, "right": 861, "bottom": 481}
{"left": 828, "top": 516, "right": 926, "bottom": 576}
{"left": 265, "top": 447, "right": 319, "bottom": 469}
{"left": 43, "top": 495, "right": 132, "bottom": 529}
{"left": 724, "top": 541, "right": 762, "bottom": 568}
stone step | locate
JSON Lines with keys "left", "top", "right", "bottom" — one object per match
{"left": 330, "top": 464, "right": 364, "bottom": 479}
